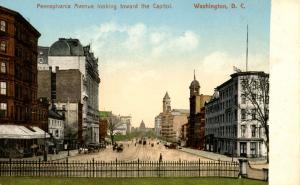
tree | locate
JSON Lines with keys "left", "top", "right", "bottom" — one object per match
{"left": 107, "top": 115, "right": 122, "bottom": 144}
{"left": 240, "top": 72, "right": 269, "bottom": 162}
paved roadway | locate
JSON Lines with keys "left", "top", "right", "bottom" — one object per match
{"left": 69, "top": 139, "right": 212, "bottom": 162}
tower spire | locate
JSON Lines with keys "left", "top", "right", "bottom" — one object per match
{"left": 246, "top": 24, "right": 249, "bottom": 72}
{"left": 194, "top": 69, "right": 196, "bottom": 80}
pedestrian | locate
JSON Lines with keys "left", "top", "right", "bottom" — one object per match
{"left": 159, "top": 153, "right": 162, "bottom": 162}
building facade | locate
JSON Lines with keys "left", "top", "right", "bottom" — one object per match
{"left": 48, "top": 105, "right": 64, "bottom": 150}
{"left": 0, "top": 6, "right": 51, "bottom": 157}
{"left": 159, "top": 92, "right": 189, "bottom": 142}
{"left": 120, "top": 116, "right": 131, "bottom": 134}
{"left": 205, "top": 71, "right": 269, "bottom": 158}
{"left": 37, "top": 38, "right": 100, "bottom": 144}
{"left": 187, "top": 73, "right": 211, "bottom": 149}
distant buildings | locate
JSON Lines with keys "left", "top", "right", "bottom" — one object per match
{"left": 0, "top": 6, "right": 50, "bottom": 157}
{"left": 205, "top": 71, "right": 269, "bottom": 157}
{"left": 100, "top": 111, "right": 131, "bottom": 137}
{"left": 120, "top": 116, "right": 132, "bottom": 134}
{"left": 187, "top": 73, "right": 211, "bottom": 149}
{"left": 37, "top": 38, "right": 100, "bottom": 145}
{"left": 157, "top": 92, "right": 189, "bottom": 142}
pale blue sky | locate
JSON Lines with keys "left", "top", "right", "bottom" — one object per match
{"left": 2, "top": 0, "right": 270, "bottom": 57}
{"left": 1, "top": 0, "right": 271, "bottom": 126}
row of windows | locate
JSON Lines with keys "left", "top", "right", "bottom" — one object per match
{"left": 241, "top": 125, "right": 261, "bottom": 138}
{"left": 207, "top": 108, "right": 258, "bottom": 125}
{"left": 206, "top": 126, "right": 237, "bottom": 138}
{"left": 50, "top": 119, "right": 63, "bottom": 128}
{"left": 206, "top": 96, "right": 238, "bottom": 114}
{"left": 206, "top": 109, "right": 238, "bottom": 125}
{"left": 0, "top": 103, "right": 47, "bottom": 120}
{"left": 219, "top": 83, "right": 238, "bottom": 100}
{"left": 241, "top": 109, "right": 257, "bottom": 121}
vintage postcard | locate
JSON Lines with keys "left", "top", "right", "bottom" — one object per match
{"left": 0, "top": 0, "right": 298, "bottom": 184}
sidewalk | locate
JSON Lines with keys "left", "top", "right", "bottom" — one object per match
{"left": 178, "top": 147, "right": 268, "bottom": 169}
{"left": 0, "top": 149, "right": 79, "bottom": 161}
{"left": 178, "top": 147, "right": 238, "bottom": 162}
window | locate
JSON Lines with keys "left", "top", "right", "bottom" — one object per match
{"left": 241, "top": 109, "right": 246, "bottom": 121}
{"left": 251, "top": 125, "right": 256, "bottom": 137}
{"left": 0, "top": 41, "right": 6, "bottom": 52}
{"left": 1, "top": 62, "right": 6, "bottom": 73}
{"left": 252, "top": 80, "right": 257, "bottom": 89}
{"left": 0, "top": 20, "right": 6, "bottom": 32}
{"left": 241, "top": 94, "right": 246, "bottom": 104}
{"left": 0, "top": 82, "right": 6, "bottom": 95}
{"left": 38, "top": 58, "right": 43, "bottom": 63}
{"left": 252, "top": 94, "right": 256, "bottom": 101}
{"left": 241, "top": 125, "right": 246, "bottom": 137}
{"left": 240, "top": 142, "right": 247, "bottom": 157}
{"left": 0, "top": 102, "right": 7, "bottom": 118}
{"left": 234, "top": 95, "right": 238, "bottom": 105}
{"left": 250, "top": 142, "right": 257, "bottom": 156}
{"left": 251, "top": 109, "right": 256, "bottom": 120}
{"left": 266, "top": 95, "right": 269, "bottom": 104}
{"left": 234, "top": 109, "right": 237, "bottom": 121}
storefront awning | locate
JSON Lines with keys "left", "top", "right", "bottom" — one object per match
{"left": 0, "top": 125, "right": 50, "bottom": 139}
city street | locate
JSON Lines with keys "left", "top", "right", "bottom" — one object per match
{"left": 69, "top": 139, "right": 212, "bottom": 162}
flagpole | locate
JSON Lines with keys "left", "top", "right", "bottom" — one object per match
{"left": 246, "top": 24, "right": 249, "bottom": 71}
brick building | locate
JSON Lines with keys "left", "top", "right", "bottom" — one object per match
{"left": 187, "top": 72, "right": 211, "bottom": 149}
{"left": 0, "top": 6, "right": 49, "bottom": 157}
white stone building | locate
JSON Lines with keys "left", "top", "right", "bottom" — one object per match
{"left": 37, "top": 38, "right": 100, "bottom": 144}
{"left": 48, "top": 108, "right": 64, "bottom": 149}
{"left": 205, "top": 71, "right": 269, "bottom": 158}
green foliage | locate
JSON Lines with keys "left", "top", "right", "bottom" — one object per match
{"left": 114, "top": 130, "right": 157, "bottom": 141}
{"left": 0, "top": 177, "right": 268, "bottom": 185}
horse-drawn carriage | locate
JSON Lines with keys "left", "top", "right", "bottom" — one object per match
{"left": 79, "top": 143, "right": 102, "bottom": 154}
{"left": 113, "top": 143, "right": 124, "bottom": 152}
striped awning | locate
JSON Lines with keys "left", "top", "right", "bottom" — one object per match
{"left": 0, "top": 125, "right": 50, "bottom": 139}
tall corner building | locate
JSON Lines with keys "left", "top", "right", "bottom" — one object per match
{"left": 205, "top": 71, "right": 269, "bottom": 158}
{"left": 37, "top": 38, "right": 100, "bottom": 145}
{"left": 0, "top": 6, "right": 51, "bottom": 157}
